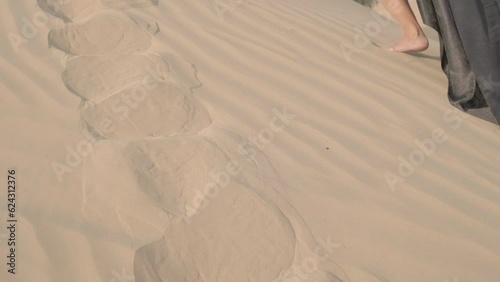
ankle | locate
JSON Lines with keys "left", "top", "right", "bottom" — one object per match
{"left": 403, "top": 27, "right": 422, "bottom": 39}
{"left": 404, "top": 28, "right": 421, "bottom": 39}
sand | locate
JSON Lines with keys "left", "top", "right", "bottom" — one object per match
{"left": 1, "top": 0, "right": 500, "bottom": 281}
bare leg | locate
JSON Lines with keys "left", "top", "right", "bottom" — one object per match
{"left": 381, "top": 0, "right": 429, "bottom": 52}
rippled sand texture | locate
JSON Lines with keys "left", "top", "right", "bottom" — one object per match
{"left": 39, "top": 0, "right": 353, "bottom": 280}
{"left": 2, "top": 0, "right": 500, "bottom": 281}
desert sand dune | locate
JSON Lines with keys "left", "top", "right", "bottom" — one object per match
{"left": 48, "top": 12, "right": 152, "bottom": 55}
{"left": 1, "top": 0, "right": 500, "bottom": 281}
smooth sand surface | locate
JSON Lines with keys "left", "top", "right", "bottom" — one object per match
{"left": 1, "top": 0, "right": 500, "bottom": 281}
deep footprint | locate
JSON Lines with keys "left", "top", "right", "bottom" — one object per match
{"left": 63, "top": 54, "right": 170, "bottom": 102}
{"left": 81, "top": 83, "right": 211, "bottom": 139}
{"left": 49, "top": 11, "right": 152, "bottom": 55}
{"left": 38, "top": 0, "right": 158, "bottom": 22}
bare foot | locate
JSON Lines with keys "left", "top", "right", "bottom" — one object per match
{"left": 388, "top": 31, "right": 429, "bottom": 53}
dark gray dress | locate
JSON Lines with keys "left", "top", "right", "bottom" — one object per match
{"left": 417, "top": 0, "right": 500, "bottom": 124}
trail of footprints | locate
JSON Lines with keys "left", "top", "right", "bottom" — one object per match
{"left": 41, "top": 1, "right": 349, "bottom": 281}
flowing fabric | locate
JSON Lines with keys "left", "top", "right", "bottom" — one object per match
{"left": 417, "top": 0, "right": 500, "bottom": 124}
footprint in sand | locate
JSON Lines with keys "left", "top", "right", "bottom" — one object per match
{"left": 124, "top": 138, "right": 233, "bottom": 217}
{"left": 62, "top": 53, "right": 211, "bottom": 139}
{"left": 129, "top": 127, "right": 353, "bottom": 282}
{"left": 42, "top": 1, "right": 352, "bottom": 281}
{"left": 63, "top": 54, "right": 170, "bottom": 102}
{"left": 38, "top": 0, "right": 103, "bottom": 22}
{"left": 49, "top": 11, "right": 152, "bottom": 55}
{"left": 81, "top": 83, "right": 211, "bottom": 139}
{"left": 133, "top": 180, "right": 297, "bottom": 282}
{"left": 38, "top": 0, "right": 158, "bottom": 22}
{"left": 101, "top": 0, "right": 159, "bottom": 9}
